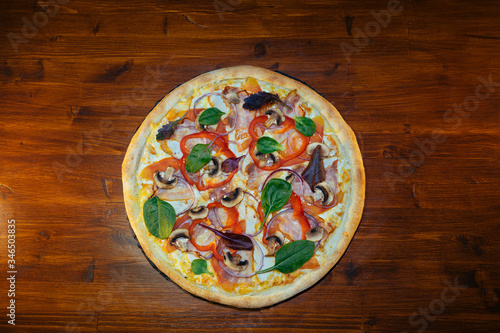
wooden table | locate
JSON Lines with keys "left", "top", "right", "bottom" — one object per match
{"left": 1, "top": 0, "right": 499, "bottom": 331}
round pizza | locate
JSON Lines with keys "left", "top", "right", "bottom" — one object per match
{"left": 122, "top": 65, "right": 365, "bottom": 308}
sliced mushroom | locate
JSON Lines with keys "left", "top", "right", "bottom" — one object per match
{"left": 221, "top": 188, "right": 244, "bottom": 207}
{"left": 284, "top": 171, "right": 295, "bottom": 183}
{"left": 264, "top": 108, "right": 285, "bottom": 127}
{"left": 306, "top": 142, "right": 329, "bottom": 157}
{"left": 223, "top": 252, "right": 248, "bottom": 271}
{"left": 154, "top": 167, "right": 178, "bottom": 189}
{"left": 206, "top": 156, "right": 222, "bottom": 177}
{"left": 265, "top": 231, "right": 284, "bottom": 256}
{"left": 226, "top": 92, "right": 241, "bottom": 104}
{"left": 189, "top": 206, "right": 209, "bottom": 220}
{"left": 306, "top": 227, "right": 325, "bottom": 242}
{"left": 256, "top": 151, "right": 279, "bottom": 168}
{"left": 311, "top": 182, "right": 335, "bottom": 205}
{"left": 168, "top": 229, "right": 190, "bottom": 252}
{"left": 194, "top": 113, "right": 206, "bottom": 131}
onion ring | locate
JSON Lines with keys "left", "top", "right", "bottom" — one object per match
{"left": 192, "top": 92, "right": 223, "bottom": 118}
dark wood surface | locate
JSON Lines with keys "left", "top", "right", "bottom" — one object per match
{"left": 1, "top": 0, "right": 499, "bottom": 331}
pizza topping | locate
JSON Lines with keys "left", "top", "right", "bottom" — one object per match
{"left": 256, "top": 136, "right": 284, "bottom": 154}
{"left": 306, "top": 142, "right": 329, "bottom": 157}
{"left": 255, "top": 151, "right": 279, "bottom": 168}
{"left": 221, "top": 156, "right": 244, "bottom": 173}
{"left": 256, "top": 240, "right": 315, "bottom": 274}
{"left": 191, "top": 258, "right": 213, "bottom": 275}
{"left": 301, "top": 145, "right": 326, "bottom": 191}
{"left": 188, "top": 206, "right": 209, "bottom": 220}
{"left": 156, "top": 119, "right": 181, "bottom": 140}
{"left": 310, "top": 182, "right": 335, "bottom": 206}
{"left": 305, "top": 226, "right": 325, "bottom": 242}
{"left": 168, "top": 228, "right": 190, "bottom": 252}
{"left": 223, "top": 252, "right": 249, "bottom": 271}
{"left": 143, "top": 196, "right": 176, "bottom": 239}
{"left": 225, "top": 91, "right": 241, "bottom": 104}
{"left": 243, "top": 91, "right": 289, "bottom": 111}
{"left": 180, "top": 132, "right": 239, "bottom": 191}
{"left": 206, "top": 156, "right": 223, "bottom": 178}
{"left": 260, "top": 179, "right": 293, "bottom": 229}
{"left": 293, "top": 116, "right": 317, "bottom": 137}
{"left": 289, "top": 192, "right": 313, "bottom": 240}
{"left": 200, "top": 224, "right": 253, "bottom": 251}
{"left": 198, "top": 107, "right": 225, "bottom": 126}
{"left": 265, "top": 108, "right": 285, "bottom": 127}
{"left": 265, "top": 231, "right": 284, "bottom": 256}
{"left": 220, "top": 187, "right": 244, "bottom": 208}
{"left": 153, "top": 168, "right": 178, "bottom": 189}
{"left": 185, "top": 143, "right": 213, "bottom": 173}
{"left": 249, "top": 115, "right": 310, "bottom": 170}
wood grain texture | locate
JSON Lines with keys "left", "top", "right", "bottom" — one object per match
{"left": 1, "top": 0, "right": 499, "bottom": 331}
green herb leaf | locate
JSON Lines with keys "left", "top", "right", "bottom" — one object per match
{"left": 191, "top": 259, "right": 213, "bottom": 276}
{"left": 256, "top": 240, "right": 315, "bottom": 274}
{"left": 186, "top": 143, "right": 212, "bottom": 173}
{"left": 260, "top": 178, "right": 292, "bottom": 228}
{"left": 143, "top": 196, "right": 176, "bottom": 239}
{"left": 257, "top": 136, "right": 284, "bottom": 154}
{"left": 294, "top": 116, "right": 316, "bottom": 137}
{"left": 198, "top": 107, "right": 225, "bottom": 125}
{"left": 156, "top": 119, "right": 180, "bottom": 140}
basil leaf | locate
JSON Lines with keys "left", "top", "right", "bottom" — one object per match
{"left": 260, "top": 178, "right": 292, "bottom": 228}
{"left": 191, "top": 259, "right": 213, "bottom": 276}
{"left": 156, "top": 119, "right": 180, "bottom": 140}
{"left": 294, "top": 116, "right": 316, "bottom": 137}
{"left": 198, "top": 107, "right": 225, "bottom": 125}
{"left": 256, "top": 240, "right": 315, "bottom": 274}
{"left": 257, "top": 136, "right": 284, "bottom": 154}
{"left": 186, "top": 143, "right": 212, "bottom": 173}
{"left": 143, "top": 196, "right": 176, "bottom": 239}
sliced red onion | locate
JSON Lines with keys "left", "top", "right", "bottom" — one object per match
{"left": 207, "top": 208, "right": 221, "bottom": 229}
{"left": 192, "top": 92, "right": 223, "bottom": 118}
{"left": 260, "top": 168, "right": 305, "bottom": 192}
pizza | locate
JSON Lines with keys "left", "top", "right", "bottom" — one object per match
{"left": 122, "top": 65, "right": 364, "bottom": 308}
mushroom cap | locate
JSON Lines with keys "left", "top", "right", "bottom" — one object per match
{"left": 206, "top": 156, "right": 222, "bottom": 178}
{"left": 189, "top": 206, "right": 209, "bottom": 220}
{"left": 305, "top": 227, "right": 325, "bottom": 242}
{"left": 264, "top": 108, "right": 285, "bottom": 127}
{"left": 306, "top": 142, "right": 329, "bottom": 157}
{"left": 168, "top": 228, "right": 190, "bottom": 252}
{"left": 154, "top": 168, "right": 178, "bottom": 189}
{"left": 265, "top": 231, "right": 284, "bottom": 256}
{"left": 313, "top": 182, "right": 335, "bottom": 205}
{"left": 226, "top": 92, "right": 241, "bottom": 104}
{"left": 256, "top": 151, "right": 279, "bottom": 168}
{"left": 221, "top": 188, "right": 244, "bottom": 207}
{"left": 223, "top": 252, "right": 249, "bottom": 271}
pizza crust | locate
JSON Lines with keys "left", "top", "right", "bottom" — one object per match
{"left": 122, "top": 65, "right": 365, "bottom": 308}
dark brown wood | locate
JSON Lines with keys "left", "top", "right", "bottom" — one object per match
{"left": 1, "top": 0, "right": 499, "bottom": 331}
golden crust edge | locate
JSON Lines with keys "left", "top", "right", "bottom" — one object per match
{"left": 122, "top": 65, "right": 365, "bottom": 308}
